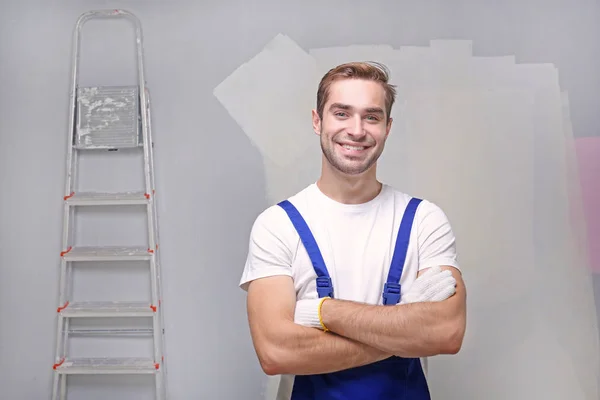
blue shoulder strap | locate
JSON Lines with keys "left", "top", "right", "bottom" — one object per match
{"left": 382, "top": 197, "right": 422, "bottom": 305}
{"left": 277, "top": 200, "right": 334, "bottom": 298}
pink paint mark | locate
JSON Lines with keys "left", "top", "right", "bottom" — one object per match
{"left": 575, "top": 137, "right": 600, "bottom": 273}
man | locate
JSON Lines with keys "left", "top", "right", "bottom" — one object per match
{"left": 239, "top": 61, "right": 466, "bottom": 399}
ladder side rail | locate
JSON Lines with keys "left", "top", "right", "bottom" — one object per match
{"left": 146, "top": 90, "right": 165, "bottom": 337}
{"left": 127, "top": 16, "right": 165, "bottom": 393}
{"left": 145, "top": 89, "right": 167, "bottom": 399}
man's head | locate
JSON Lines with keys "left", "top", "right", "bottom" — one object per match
{"left": 312, "top": 61, "right": 397, "bottom": 176}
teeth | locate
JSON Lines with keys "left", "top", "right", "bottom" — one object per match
{"left": 342, "top": 144, "right": 365, "bottom": 151}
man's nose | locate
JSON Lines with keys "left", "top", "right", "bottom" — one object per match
{"left": 346, "top": 115, "right": 366, "bottom": 138}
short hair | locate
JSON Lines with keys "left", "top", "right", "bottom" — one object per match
{"left": 316, "top": 61, "right": 397, "bottom": 120}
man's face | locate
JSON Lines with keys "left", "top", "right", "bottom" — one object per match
{"left": 313, "top": 79, "right": 392, "bottom": 176}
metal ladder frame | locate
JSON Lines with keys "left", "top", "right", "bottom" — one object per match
{"left": 51, "top": 9, "right": 167, "bottom": 400}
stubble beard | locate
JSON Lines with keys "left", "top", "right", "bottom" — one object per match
{"left": 320, "top": 131, "right": 382, "bottom": 176}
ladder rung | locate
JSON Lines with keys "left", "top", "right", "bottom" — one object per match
{"left": 58, "top": 301, "right": 156, "bottom": 318}
{"left": 68, "top": 328, "right": 153, "bottom": 336}
{"left": 62, "top": 246, "right": 155, "bottom": 261}
{"left": 54, "top": 357, "right": 159, "bottom": 375}
{"left": 65, "top": 191, "right": 151, "bottom": 206}
{"left": 73, "top": 142, "right": 143, "bottom": 150}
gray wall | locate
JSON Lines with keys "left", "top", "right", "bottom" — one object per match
{"left": 1, "top": 0, "right": 600, "bottom": 399}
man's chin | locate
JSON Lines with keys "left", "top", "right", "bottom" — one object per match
{"left": 332, "top": 161, "right": 372, "bottom": 176}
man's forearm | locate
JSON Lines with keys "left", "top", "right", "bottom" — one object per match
{"left": 255, "top": 320, "right": 392, "bottom": 376}
{"left": 320, "top": 295, "right": 466, "bottom": 358}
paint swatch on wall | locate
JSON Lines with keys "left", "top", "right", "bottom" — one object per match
{"left": 575, "top": 136, "right": 600, "bottom": 273}
{"left": 563, "top": 93, "right": 590, "bottom": 274}
{"left": 213, "top": 33, "right": 319, "bottom": 168}
{"left": 213, "top": 36, "right": 599, "bottom": 400}
{"left": 309, "top": 44, "right": 398, "bottom": 79}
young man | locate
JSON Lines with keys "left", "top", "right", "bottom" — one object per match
{"left": 239, "top": 62, "right": 466, "bottom": 399}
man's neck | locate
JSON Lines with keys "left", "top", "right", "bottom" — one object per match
{"left": 317, "top": 161, "right": 382, "bottom": 205}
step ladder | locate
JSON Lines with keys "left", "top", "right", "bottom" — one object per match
{"left": 51, "top": 10, "right": 167, "bottom": 400}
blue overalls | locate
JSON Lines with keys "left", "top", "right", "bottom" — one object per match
{"left": 277, "top": 197, "right": 431, "bottom": 400}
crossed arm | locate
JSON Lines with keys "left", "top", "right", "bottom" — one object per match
{"left": 246, "top": 275, "right": 391, "bottom": 376}
{"left": 320, "top": 266, "right": 466, "bottom": 358}
{"left": 246, "top": 266, "right": 466, "bottom": 376}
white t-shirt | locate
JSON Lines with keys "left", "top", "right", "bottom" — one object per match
{"left": 240, "top": 183, "right": 460, "bottom": 399}
{"left": 240, "top": 183, "right": 460, "bottom": 304}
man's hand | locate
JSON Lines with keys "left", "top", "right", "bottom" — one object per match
{"left": 400, "top": 266, "right": 457, "bottom": 304}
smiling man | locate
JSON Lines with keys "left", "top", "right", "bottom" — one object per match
{"left": 240, "top": 62, "right": 466, "bottom": 399}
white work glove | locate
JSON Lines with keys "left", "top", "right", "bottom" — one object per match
{"left": 294, "top": 297, "right": 328, "bottom": 329}
{"left": 400, "top": 266, "right": 456, "bottom": 304}
{"left": 293, "top": 266, "right": 457, "bottom": 328}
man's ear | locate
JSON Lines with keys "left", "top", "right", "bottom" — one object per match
{"left": 312, "top": 109, "right": 322, "bottom": 136}
{"left": 385, "top": 117, "right": 393, "bottom": 138}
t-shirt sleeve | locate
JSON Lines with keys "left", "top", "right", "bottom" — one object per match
{"left": 416, "top": 200, "right": 461, "bottom": 272}
{"left": 239, "top": 206, "right": 295, "bottom": 291}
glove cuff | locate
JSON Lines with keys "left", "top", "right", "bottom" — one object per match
{"left": 294, "top": 298, "right": 329, "bottom": 330}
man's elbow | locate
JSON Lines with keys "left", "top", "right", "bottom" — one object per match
{"left": 441, "top": 335, "right": 463, "bottom": 355}
{"left": 441, "top": 319, "right": 466, "bottom": 355}
{"left": 256, "top": 345, "right": 288, "bottom": 376}
{"left": 259, "top": 359, "right": 281, "bottom": 376}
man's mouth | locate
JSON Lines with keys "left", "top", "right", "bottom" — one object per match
{"left": 339, "top": 143, "right": 368, "bottom": 151}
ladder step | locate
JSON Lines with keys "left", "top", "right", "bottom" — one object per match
{"left": 62, "top": 246, "right": 155, "bottom": 261}
{"left": 65, "top": 191, "right": 151, "bottom": 206}
{"left": 68, "top": 328, "right": 153, "bottom": 336}
{"left": 54, "top": 357, "right": 159, "bottom": 375}
{"left": 58, "top": 301, "right": 156, "bottom": 318}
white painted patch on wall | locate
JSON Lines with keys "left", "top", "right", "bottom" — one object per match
{"left": 213, "top": 34, "right": 320, "bottom": 169}
{"left": 214, "top": 35, "right": 600, "bottom": 400}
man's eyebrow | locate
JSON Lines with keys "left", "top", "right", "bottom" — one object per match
{"left": 329, "top": 103, "right": 352, "bottom": 111}
{"left": 365, "top": 107, "right": 385, "bottom": 115}
{"left": 329, "top": 103, "right": 385, "bottom": 115}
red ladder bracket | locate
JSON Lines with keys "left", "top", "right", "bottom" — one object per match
{"left": 57, "top": 301, "right": 69, "bottom": 313}
{"left": 53, "top": 358, "right": 65, "bottom": 370}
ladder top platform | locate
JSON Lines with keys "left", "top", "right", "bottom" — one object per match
{"left": 75, "top": 86, "right": 143, "bottom": 150}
